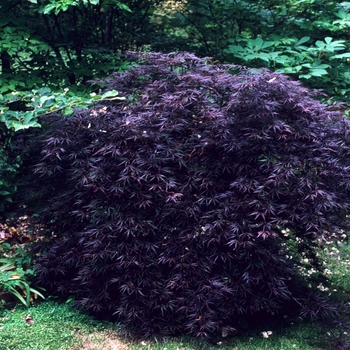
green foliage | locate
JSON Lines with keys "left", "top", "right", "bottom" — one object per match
{"left": 154, "top": 0, "right": 350, "bottom": 101}
{"left": 0, "top": 244, "right": 44, "bottom": 308}
{"left": 0, "top": 146, "right": 21, "bottom": 213}
{"left": 0, "top": 85, "right": 124, "bottom": 132}
{"left": 0, "top": 0, "right": 151, "bottom": 85}
{"left": 3, "top": 0, "right": 347, "bottom": 104}
{"left": 317, "top": 240, "right": 350, "bottom": 295}
{"left": 2, "top": 0, "right": 350, "bottom": 104}
{"left": 0, "top": 0, "right": 135, "bottom": 219}
{"left": 224, "top": 35, "right": 350, "bottom": 97}
{"left": 39, "top": 0, "right": 132, "bottom": 15}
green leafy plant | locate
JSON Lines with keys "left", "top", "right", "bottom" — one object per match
{"left": 225, "top": 35, "right": 350, "bottom": 99}
{"left": 0, "top": 146, "right": 21, "bottom": 213}
{"left": 0, "top": 244, "right": 44, "bottom": 307}
{"left": 152, "top": 0, "right": 350, "bottom": 102}
{"left": 39, "top": 0, "right": 132, "bottom": 15}
{"left": 0, "top": 86, "right": 124, "bottom": 131}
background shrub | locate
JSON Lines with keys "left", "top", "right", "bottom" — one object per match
{"left": 28, "top": 52, "right": 350, "bottom": 337}
{"left": 0, "top": 130, "right": 21, "bottom": 215}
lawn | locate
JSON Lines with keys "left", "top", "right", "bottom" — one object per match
{"left": 0, "top": 299, "right": 333, "bottom": 350}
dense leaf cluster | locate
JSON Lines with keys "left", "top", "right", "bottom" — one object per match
{"left": 32, "top": 52, "right": 350, "bottom": 337}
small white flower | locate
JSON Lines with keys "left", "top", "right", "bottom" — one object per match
{"left": 261, "top": 331, "right": 272, "bottom": 338}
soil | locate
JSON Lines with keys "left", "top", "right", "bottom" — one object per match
{"left": 73, "top": 331, "right": 130, "bottom": 350}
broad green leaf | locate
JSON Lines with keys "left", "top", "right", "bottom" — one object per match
{"left": 0, "top": 190, "right": 11, "bottom": 196}
{"left": 269, "top": 51, "right": 281, "bottom": 59}
{"left": 261, "top": 41, "right": 275, "bottom": 50}
{"left": 295, "top": 36, "right": 310, "bottom": 46}
{"left": 325, "top": 37, "right": 332, "bottom": 44}
{"left": 5, "top": 110, "right": 20, "bottom": 119}
{"left": 39, "top": 95, "right": 49, "bottom": 105}
{"left": 225, "top": 45, "right": 245, "bottom": 55}
{"left": 7, "top": 121, "right": 28, "bottom": 131}
{"left": 335, "top": 10, "right": 348, "bottom": 19}
{"left": 258, "top": 53, "right": 272, "bottom": 62}
{"left": 311, "top": 63, "right": 330, "bottom": 69}
{"left": 299, "top": 74, "right": 312, "bottom": 79}
{"left": 315, "top": 40, "right": 326, "bottom": 48}
{"left": 244, "top": 54, "right": 258, "bottom": 61}
{"left": 323, "top": 37, "right": 345, "bottom": 50}
{"left": 63, "top": 107, "right": 74, "bottom": 116}
{"left": 252, "top": 37, "right": 264, "bottom": 51}
{"left": 309, "top": 68, "right": 328, "bottom": 76}
{"left": 25, "top": 120, "right": 41, "bottom": 128}
{"left": 101, "top": 90, "right": 119, "bottom": 98}
{"left": 330, "top": 53, "right": 350, "bottom": 59}
{"left": 23, "top": 111, "right": 35, "bottom": 124}
{"left": 116, "top": 2, "right": 132, "bottom": 12}
{"left": 42, "top": 4, "right": 56, "bottom": 14}
{"left": 37, "top": 87, "right": 52, "bottom": 95}
{"left": 42, "top": 98, "right": 55, "bottom": 108}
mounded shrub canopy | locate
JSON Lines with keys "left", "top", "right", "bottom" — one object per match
{"left": 31, "top": 52, "right": 350, "bottom": 337}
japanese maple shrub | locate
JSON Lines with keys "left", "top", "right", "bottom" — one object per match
{"left": 31, "top": 52, "right": 350, "bottom": 337}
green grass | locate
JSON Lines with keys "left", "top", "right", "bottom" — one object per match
{"left": 0, "top": 299, "right": 120, "bottom": 350}
{"left": 0, "top": 299, "right": 332, "bottom": 350}
{"left": 129, "top": 321, "right": 329, "bottom": 350}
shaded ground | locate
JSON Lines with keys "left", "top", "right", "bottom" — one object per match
{"left": 0, "top": 212, "right": 47, "bottom": 245}
{"left": 72, "top": 331, "right": 129, "bottom": 350}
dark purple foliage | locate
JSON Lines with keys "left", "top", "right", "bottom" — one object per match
{"left": 31, "top": 52, "right": 350, "bottom": 337}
